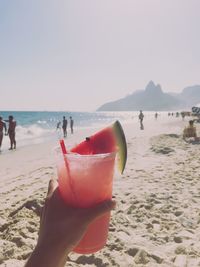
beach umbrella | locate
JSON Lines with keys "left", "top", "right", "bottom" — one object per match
{"left": 192, "top": 106, "right": 200, "bottom": 115}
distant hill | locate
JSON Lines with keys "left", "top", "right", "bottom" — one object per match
{"left": 97, "top": 81, "right": 200, "bottom": 111}
{"left": 179, "top": 85, "right": 200, "bottom": 105}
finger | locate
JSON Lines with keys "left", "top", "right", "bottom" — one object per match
{"left": 42, "top": 179, "right": 58, "bottom": 224}
{"left": 46, "top": 179, "right": 58, "bottom": 198}
{"left": 39, "top": 206, "right": 45, "bottom": 232}
{"left": 85, "top": 200, "right": 116, "bottom": 222}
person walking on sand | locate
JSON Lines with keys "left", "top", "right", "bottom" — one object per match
{"left": 6, "top": 115, "right": 16, "bottom": 150}
{"left": 181, "top": 112, "right": 185, "bottom": 120}
{"left": 138, "top": 110, "right": 144, "bottom": 130}
{"left": 56, "top": 121, "right": 61, "bottom": 131}
{"left": 70, "top": 116, "right": 74, "bottom": 134}
{"left": 0, "top": 117, "right": 7, "bottom": 152}
{"left": 62, "top": 116, "right": 68, "bottom": 138}
{"left": 155, "top": 112, "right": 158, "bottom": 120}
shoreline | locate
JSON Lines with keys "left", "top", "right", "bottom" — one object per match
{"left": 0, "top": 111, "right": 183, "bottom": 152}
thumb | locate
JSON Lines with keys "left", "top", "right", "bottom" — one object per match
{"left": 85, "top": 200, "right": 116, "bottom": 222}
{"left": 46, "top": 179, "right": 58, "bottom": 199}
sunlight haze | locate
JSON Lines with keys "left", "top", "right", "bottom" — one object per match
{"left": 0, "top": 0, "right": 200, "bottom": 111}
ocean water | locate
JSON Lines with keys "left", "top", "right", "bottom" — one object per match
{"left": 0, "top": 111, "right": 168, "bottom": 148}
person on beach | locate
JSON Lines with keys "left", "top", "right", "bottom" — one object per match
{"left": 0, "top": 117, "right": 7, "bottom": 152}
{"left": 56, "top": 121, "right": 61, "bottom": 131}
{"left": 6, "top": 115, "right": 17, "bottom": 150}
{"left": 183, "top": 120, "right": 200, "bottom": 141}
{"left": 181, "top": 112, "right": 185, "bottom": 120}
{"left": 62, "top": 116, "right": 67, "bottom": 138}
{"left": 24, "top": 179, "right": 115, "bottom": 267}
{"left": 155, "top": 112, "right": 158, "bottom": 120}
{"left": 138, "top": 110, "right": 144, "bottom": 130}
{"left": 70, "top": 116, "right": 74, "bottom": 134}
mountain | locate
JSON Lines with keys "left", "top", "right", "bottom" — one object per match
{"left": 97, "top": 82, "right": 200, "bottom": 111}
{"left": 179, "top": 85, "right": 200, "bottom": 105}
{"left": 97, "top": 81, "right": 182, "bottom": 111}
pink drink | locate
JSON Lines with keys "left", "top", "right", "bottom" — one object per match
{"left": 57, "top": 151, "right": 116, "bottom": 254}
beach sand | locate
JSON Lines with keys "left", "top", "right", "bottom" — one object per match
{"left": 1, "top": 115, "right": 200, "bottom": 267}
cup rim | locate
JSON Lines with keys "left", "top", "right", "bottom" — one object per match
{"left": 54, "top": 146, "right": 116, "bottom": 159}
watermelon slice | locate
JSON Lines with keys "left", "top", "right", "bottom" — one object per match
{"left": 71, "top": 120, "right": 127, "bottom": 173}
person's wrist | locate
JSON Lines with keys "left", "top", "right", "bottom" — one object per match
{"left": 25, "top": 241, "right": 70, "bottom": 267}
{"left": 35, "top": 239, "right": 71, "bottom": 258}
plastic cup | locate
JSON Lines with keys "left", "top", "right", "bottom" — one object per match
{"left": 56, "top": 148, "right": 116, "bottom": 254}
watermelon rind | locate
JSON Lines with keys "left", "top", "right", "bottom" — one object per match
{"left": 112, "top": 120, "right": 127, "bottom": 174}
{"left": 70, "top": 120, "right": 127, "bottom": 174}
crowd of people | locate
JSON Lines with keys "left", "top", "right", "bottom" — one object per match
{"left": 137, "top": 110, "right": 200, "bottom": 142}
{"left": 0, "top": 115, "right": 75, "bottom": 152}
{"left": 2, "top": 111, "right": 197, "bottom": 153}
{"left": 0, "top": 115, "right": 16, "bottom": 152}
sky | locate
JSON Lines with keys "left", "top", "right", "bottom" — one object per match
{"left": 0, "top": 0, "right": 200, "bottom": 111}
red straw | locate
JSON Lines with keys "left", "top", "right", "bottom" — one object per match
{"left": 59, "top": 139, "right": 77, "bottom": 204}
{"left": 59, "top": 138, "right": 73, "bottom": 184}
{"left": 59, "top": 139, "right": 67, "bottom": 154}
{"left": 59, "top": 139, "right": 70, "bottom": 172}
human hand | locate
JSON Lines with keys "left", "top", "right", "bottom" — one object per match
{"left": 25, "top": 179, "right": 116, "bottom": 267}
